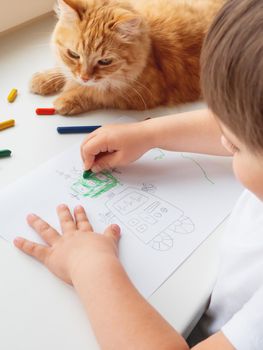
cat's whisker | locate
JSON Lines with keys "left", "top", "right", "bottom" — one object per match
{"left": 113, "top": 85, "right": 136, "bottom": 107}
{"left": 129, "top": 86, "right": 148, "bottom": 110}
{"left": 105, "top": 79, "right": 134, "bottom": 106}
{"left": 117, "top": 72, "right": 156, "bottom": 105}
{"left": 116, "top": 89, "right": 133, "bottom": 106}
{"left": 132, "top": 79, "right": 156, "bottom": 101}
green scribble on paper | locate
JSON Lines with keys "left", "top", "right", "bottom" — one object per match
{"left": 154, "top": 149, "right": 165, "bottom": 161}
{"left": 71, "top": 171, "right": 119, "bottom": 198}
{"left": 181, "top": 154, "right": 215, "bottom": 185}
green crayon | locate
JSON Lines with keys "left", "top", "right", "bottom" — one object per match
{"left": 0, "top": 149, "right": 12, "bottom": 158}
{"left": 83, "top": 170, "right": 93, "bottom": 179}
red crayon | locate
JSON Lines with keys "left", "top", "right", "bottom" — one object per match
{"left": 36, "top": 108, "right": 56, "bottom": 115}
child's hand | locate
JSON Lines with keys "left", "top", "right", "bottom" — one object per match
{"left": 14, "top": 204, "right": 121, "bottom": 285}
{"left": 81, "top": 122, "right": 153, "bottom": 173}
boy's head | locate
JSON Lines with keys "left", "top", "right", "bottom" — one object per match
{"left": 201, "top": 0, "right": 263, "bottom": 200}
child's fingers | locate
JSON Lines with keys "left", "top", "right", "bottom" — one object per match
{"left": 80, "top": 133, "right": 97, "bottom": 164}
{"left": 57, "top": 204, "right": 76, "bottom": 233}
{"left": 91, "top": 151, "right": 121, "bottom": 173}
{"left": 84, "top": 157, "right": 95, "bottom": 171}
{"left": 104, "top": 224, "right": 121, "bottom": 243}
{"left": 82, "top": 135, "right": 109, "bottom": 170}
{"left": 82, "top": 147, "right": 96, "bottom": 170}
{"left": 14, "top": 237, "right": 49, "bottom": 264}
{"left": 74, "top": 205, "right": 93, "bottom": 232}
{"left": 27, "top": 214, "right": 60, "bottom": 245}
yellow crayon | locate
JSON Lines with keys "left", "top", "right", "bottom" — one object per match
{"left": 0, "top": 119, "right": 15, "bottom": 131}
{"left": 7, "top": 88, "right": 18, "bottom": 103}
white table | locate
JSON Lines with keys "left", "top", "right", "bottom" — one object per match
{"left": 0, "top": 15, "right": 223, "bottom": 349}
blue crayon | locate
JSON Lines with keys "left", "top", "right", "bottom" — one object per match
{"left": 57, "top": 125, "right": 101, "bottom": 134}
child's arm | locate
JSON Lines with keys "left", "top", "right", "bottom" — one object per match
{"left": 14, "top": 205, "right": 235, "bottom": 350}
{"left": 14, "top": 205, "right": 188, "bottom": 350}
{"left": 144, "top": 109, "right": 229, "bottom": 155}
{"left": 81, "top": 109, "right": 231, "bottom": 173}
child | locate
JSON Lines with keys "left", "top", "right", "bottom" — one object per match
{"left": 14, "top": 0, "right": 263, "bottom": 349}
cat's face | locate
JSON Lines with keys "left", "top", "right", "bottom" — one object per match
{"left": 52, "top": 0, "right": 150, "bottom": 90}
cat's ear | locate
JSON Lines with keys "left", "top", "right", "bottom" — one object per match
{"left": 55, "top": 0, "right": 86, "bottom": 22}
{"left": 114, "top": 16, "right": 142, "bottom": 42}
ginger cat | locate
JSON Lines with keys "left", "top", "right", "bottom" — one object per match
{"left": 30, "top": 0, "right": 225, "bottom": 115}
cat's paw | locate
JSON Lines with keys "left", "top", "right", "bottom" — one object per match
{"left": 30, "top": 70, "right": 65, "bottom": 96}
{"left": 54, "top": 94, "right": 84, "bottom": 116}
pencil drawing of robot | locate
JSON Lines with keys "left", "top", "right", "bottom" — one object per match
{"left": 105, "top": 188, "right": 195, "bottom": 251}
{"left": 141, "top": 183, "right": 157, "bottom": 194}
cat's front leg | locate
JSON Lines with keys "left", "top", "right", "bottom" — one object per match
{"left": 54, "top": 90, "right": 85, "bottom": 115}
{"left": 54, "top": 87, "right": 99, "bottom": 116}
{"left": 30, "top": 68, "right": 66, "bottom": 95}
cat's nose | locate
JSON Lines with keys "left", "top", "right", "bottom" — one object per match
{"left": 81, "top": 74, "right": 90, "bottom": 82}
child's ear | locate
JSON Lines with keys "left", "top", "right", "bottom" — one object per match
{"left": 55, "top": 0, "right": 86, "bottom": 22}
{"left": 113, "top": 15, "right": 142, "bottom": 42}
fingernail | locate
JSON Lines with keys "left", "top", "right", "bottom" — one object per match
{"left": 75, "top": 205, "right": 83, "bottom": 212}
{"left": 14, "top": 237, "right": 24, "bottom": 245}
{"left": 27, "top": 214, "right": 37, "bottom": 220}
{"left": 58, "top": 204, "right": 67, "bottom": 210}
{"left": 112, "top": 224, "right": 121, "bottom": 236}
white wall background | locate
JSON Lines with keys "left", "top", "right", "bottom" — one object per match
{"left": 0, "top": 0, "right": 54, "bottom": 32}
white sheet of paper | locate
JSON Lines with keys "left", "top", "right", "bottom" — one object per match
{"left": 0, "top": 143, "right": 243, "bottom": 297}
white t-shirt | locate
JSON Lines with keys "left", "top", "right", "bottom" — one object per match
{"left": 192, "top": 190, "right": 263, "bottom": 349}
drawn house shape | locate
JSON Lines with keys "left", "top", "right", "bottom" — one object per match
{"left": 106, "top": 187, "right": 194, "bottom": 251}
{"left": 71, "top": 172, "right": 119, "bottom": 198}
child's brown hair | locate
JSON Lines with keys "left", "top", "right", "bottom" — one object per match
{"left": 201, "top": 0, "right": 263, "bottom": 151}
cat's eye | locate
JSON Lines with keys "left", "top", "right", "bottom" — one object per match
{"left": 98, "top": 58, "right": 113, "bottom": 66}
{"left": 67, "top": 49, "right": 80, "bottom": 59}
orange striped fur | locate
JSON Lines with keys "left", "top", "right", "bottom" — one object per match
{"left": 30, "top": 0, "right": 225, "bottom": 115}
